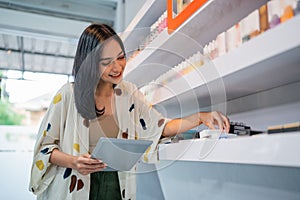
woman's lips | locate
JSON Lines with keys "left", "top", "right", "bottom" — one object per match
{"left": 109, "top": 72, "right": 122, "bottom": 78}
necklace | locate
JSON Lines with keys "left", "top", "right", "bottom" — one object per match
{"left": 95, "top": 105, "right": 105, "bottom": 117}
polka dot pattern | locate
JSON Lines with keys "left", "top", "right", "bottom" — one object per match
{"left": 53, "top": 93, "right": 62, "bottom": 104}
{"left": 43, "top": 123, "right": 52, "bottom": 137}
{"left": 35, "top": 160, "right": 44, "bottom": 171}
{"left": 83, "top": 119, "right": 90, "bottom": 128}
{"left": 30, "top": 82, "right": 168, "bottom": 198}
{"left": 143, "top": 147, "right": 151, "bottom": 163}
{"left": 73, "top": 143, "right": 80, "bottom": 153}
{"left": 135, "top": 132, "right": 138, "bottom": 140}
{"left": 139, "top": 118, "right": 147, "bottom": 130}
{"left": 69, "top": 175, "right": 76, "bottom": 193}
{"left": 63, "top": 168, "right": 72, "bottom": 179}
{"left": 40, "top": 148, "right": 49, "bottom": 154}
{"left": 129, "top": 104, "right": 134, "bottom": 112}
{"left": 115, "top": 88, "right": 122, "bottom": 96}
{"left": 158, "top": 119, "right": 165, "bottom": 127}
{"left": 46, "top": 123, "right": 51, "bottom": 131}
{"left": 122, "top": 128, "right": 128, "bottom": 139}
{"left": 122, "top": 189, "right": 125, "bottom": 198}
{"left": 68, "top": 174, "right": 84, "bottom": 193}
{"left": 122, "top": 132, "right": 128, "bottom": 139}
{"left": 77, "top": 179, "right": 84, "bottom": 191}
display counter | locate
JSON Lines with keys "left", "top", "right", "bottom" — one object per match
{"left": 158, "top": 132, "right": 300, "bottom": 167}
{"left": 137, "top": 132, "right": 300, "bottom": 200}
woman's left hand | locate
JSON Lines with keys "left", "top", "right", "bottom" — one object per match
{"left": 199, "top": 111, "right": 230, "bottom": 133}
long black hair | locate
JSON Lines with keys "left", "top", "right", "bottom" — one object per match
{"left": 72, "top": 24, "right": 125, "bottom": 120}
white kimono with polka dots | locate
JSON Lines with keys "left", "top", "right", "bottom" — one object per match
{"left": 29, "top": 81, "right": 168, "bottom": 200}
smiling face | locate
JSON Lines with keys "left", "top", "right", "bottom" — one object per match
{"left": 99, "top": 39, "right": 126, "bottom": 85}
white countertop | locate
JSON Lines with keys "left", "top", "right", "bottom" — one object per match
{"left": 158, "top": 132, "right": 300, "bottom": 168}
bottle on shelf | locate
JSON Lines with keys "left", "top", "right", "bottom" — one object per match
{"left": 226, "top": 23, "right": 242, "bottom": 51}
{"left": 259, "top": 4, "right": 269, "bottom": 33}
{"left": 215, "top": 32, "right": 226, "bottom": 57}
{"left": 281, "top": 5, "right": 294, "bottom": 22}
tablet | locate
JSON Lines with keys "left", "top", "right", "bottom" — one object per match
{"left": 91, "top": 138, "right": 153, "bottom": 171}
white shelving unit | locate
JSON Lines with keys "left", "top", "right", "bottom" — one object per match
{"left": 124, "top": 0, "right": 268, "bottom": 87}
{"left": 150, "top": 15, "right": 300, "bottom": 108}
{"left": 126, "top": 1, "right": 300, "bottom": 199}
{"left": 124, "top": 0, "right": 300, "bottom": 122}
{"left": 121, "top": 0, "right": 166, "bottom": 63}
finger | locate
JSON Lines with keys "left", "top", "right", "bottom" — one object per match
{"left": 88, "top": 162, "right": 106, "bottom": 168}
{"left": 222, "top": 115, "right": 230, "bottom": 133}
{"left": 80, "top": 154, "right": 102, "bottom": 164}
{"left": 94, "top": 165, "right": 107, "bottom": 172}
{"left": 82, "top": 154, "right": 103, "bottom": 163}
{"left": 221, "top": 115, "right": 230, "bottom": 133}
{"left": 80, "top": 162, "right": 107, "bottom": 171}
{"left": 213, "top": 114, "right": 224, "bottom": 131}
{"left": 80, "top": 157, "right": 104, "bottom": 165}
{"left": 89, "top": 164, "right": 107, "bottom": 171}
{"left": 82, "top": 153, "right": 91, "bottom": 158}
{"left": 88, "top": 164, "right": 107, "bottom": 173}
{"left": 89, "top": 159, "right": 104, "bottom": 164}
{"left": 80, "top": 165, "right": 107, "bottom": 175}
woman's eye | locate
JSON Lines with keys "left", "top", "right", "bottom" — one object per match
{"left": 100, "top": 54, "right": 125, "bottom": 66}
{"left": 100, "top": 61, "right": 111, "bottom": 66}
{"left": 117, "top": 55, "right": 125, "bottom": 60}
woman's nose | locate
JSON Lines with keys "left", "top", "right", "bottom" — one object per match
{"left": 111, "top": 60, "right": 122, "bottom": 71}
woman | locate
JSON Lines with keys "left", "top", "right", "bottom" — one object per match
{"left": 29, "top": 24, "right": 230, "bottom": 200}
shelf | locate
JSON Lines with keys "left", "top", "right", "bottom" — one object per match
{"left": 150, "top": 15, "right": 300, "bottom": 116}
{"left": 121, "top": 0, "right": 166, "bottom": 58}
{"left": 122, "top": 0, "right": 166, "bottom": 34}
{"left": 124, "top": 0, "right": 268, "bottom": 87}
{"left": 158, "top": 132, "right": 300, "bottom": 168}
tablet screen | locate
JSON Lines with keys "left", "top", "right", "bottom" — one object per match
{"left": 91, "top": 138, "right": 153, "bottom": 171}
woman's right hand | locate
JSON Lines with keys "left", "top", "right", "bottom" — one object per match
{"left": 72, "top": 153, "right": 107, "bottom": 175}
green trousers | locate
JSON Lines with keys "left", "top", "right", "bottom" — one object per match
{"left": 89, "top": 171, "right": 122, "bottom": 200}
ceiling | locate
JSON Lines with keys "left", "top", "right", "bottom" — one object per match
{"left": 0, "top": 0, "right": 120, "bottom": 77}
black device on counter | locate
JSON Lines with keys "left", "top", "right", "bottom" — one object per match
{"left": 229, "top": 122, "right": 263, "bottom": 136}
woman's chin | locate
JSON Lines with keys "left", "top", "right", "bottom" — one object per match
{"left": 110, "top": 76, "right": 123, "bottom": 84}
{"left": 101, "top": 74, "right": 123, "bottom": 85}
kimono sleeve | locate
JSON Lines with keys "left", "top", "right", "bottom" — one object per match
{"left": 29, "top": 86, "right": 69, "bottom": 195}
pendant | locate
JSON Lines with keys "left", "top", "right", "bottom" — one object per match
{"left": 95, "top": 105, "right": 105, "bottom": 116}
